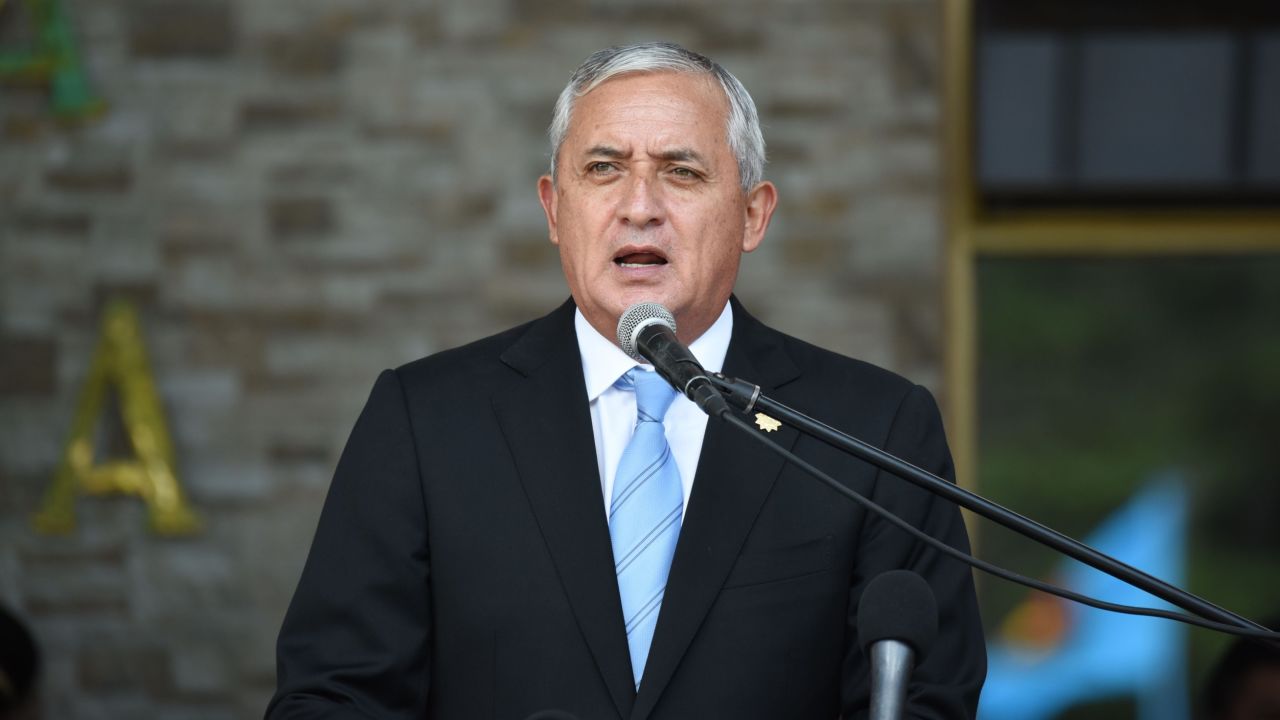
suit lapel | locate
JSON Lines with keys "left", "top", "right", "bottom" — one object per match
{"left": 631, "top": 299, "right": 803, "bottom": 720}
{"left": 492, "top": 301, "right": 636, "bottom": 719}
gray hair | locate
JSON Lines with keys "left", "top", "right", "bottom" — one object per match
{"left": 548, "top": 42, "right": 766, "bottom": 192}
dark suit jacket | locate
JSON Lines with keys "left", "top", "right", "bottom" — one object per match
{"left": 268, "top": 298, "right": 986, "bottom": 719}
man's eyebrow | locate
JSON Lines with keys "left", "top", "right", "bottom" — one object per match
{"left": 580, "top": 146, "right": 708, "bottom": 166}
{"left": 584, "top": 145, "right": 627, "bottom": 159}
{"left": 655, "top": 148, "right": 707, "bottom": 165}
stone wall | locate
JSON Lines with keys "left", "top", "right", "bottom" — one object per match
{"left": 0, "top": 1, "right": 946, "bottom": 716}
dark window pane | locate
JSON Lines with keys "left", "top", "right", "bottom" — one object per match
{"left": 1249, "top": 32, "right": 1280, "bottom": 185}
{"left": 1077, "top": 33, "right": 1234, "bottom": 187}
{"left": 978, "top": 33, "right": 1063, "bottom": 187}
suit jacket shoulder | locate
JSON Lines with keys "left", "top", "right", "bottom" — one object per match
{"left": 728, "top": 298, "right": 940, "bottom": 451}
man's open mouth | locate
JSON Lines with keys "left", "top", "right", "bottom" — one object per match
{"left": 614, "top": 249, "right": 668, "bottom": 268}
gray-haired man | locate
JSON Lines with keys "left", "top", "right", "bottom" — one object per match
{"left": 269, "top": 42, "right": 985, "bottom": 719}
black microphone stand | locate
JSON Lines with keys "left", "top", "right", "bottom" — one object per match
{"left": 709, "top": 373, "right": 1267, "bottom": 634}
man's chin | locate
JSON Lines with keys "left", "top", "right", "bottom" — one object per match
{"left": 606, "top": 289, "right": 670, "bottom": 311}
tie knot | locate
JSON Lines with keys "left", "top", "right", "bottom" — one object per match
{"left": 622, "top": 368, "right": 677, "bottom": 422}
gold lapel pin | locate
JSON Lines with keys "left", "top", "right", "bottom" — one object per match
{"left": 754, "top": 413, "right": 781, "bottom": 433}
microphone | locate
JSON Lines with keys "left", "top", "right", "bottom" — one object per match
{"left": 856, "top": 570, "right": 938, "bottom": 720}
{"left": 616, "top": 302, "right": 730, "bottom": 418}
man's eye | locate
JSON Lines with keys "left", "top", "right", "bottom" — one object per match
{"left": 671, "top": 167, "right": 699, "bottom": 179}
{"left": 588, "top": 162, "right": 616, "bottom": 174}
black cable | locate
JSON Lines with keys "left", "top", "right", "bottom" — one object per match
{"left": 720, "top": 411, "right": 1280, "bottom": 643}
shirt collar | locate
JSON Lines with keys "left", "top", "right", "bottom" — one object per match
{"left": 575, "top": 301, "right": 734, "bottom": 403}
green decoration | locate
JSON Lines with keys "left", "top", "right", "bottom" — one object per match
{"left": 0, "top": 0, "right": 106, "bottom": 120}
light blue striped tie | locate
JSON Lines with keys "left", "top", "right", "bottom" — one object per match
{"left": 610, "top": 368, "right": 683, "bottom": 688}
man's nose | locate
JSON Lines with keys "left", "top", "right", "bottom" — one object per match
{"left": 617, "top": 174, "right": 665, "bottom": 228}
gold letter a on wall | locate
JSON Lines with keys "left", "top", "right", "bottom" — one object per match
{"left": 34, "top": 300, "right": 201, "bottom": 535}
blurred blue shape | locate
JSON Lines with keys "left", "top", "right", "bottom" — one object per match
{"left": 979, "top": 474, "right": 1189, "bottom": 720}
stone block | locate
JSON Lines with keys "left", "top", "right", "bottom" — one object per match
{"left": 92, "top": 288, "right": 161, "bottom": 327}
{"left": 18, "top": 533, "right": 130, "bottom": 568}
{"left": 500, "top": 239, "right": 559, "bottom": 271}
{"left": 891, "top": 293, "right": 943, "bottom": 383}
{"left": 0, "top": 84, "right": 56, "bottom": 139}
{"left": 22, "top": 553, "right": 131, "bottom": 616}
{"left": 226, "top": 616, "right": 287, "bottom": 690}
{"left": 152, "top": 706, "right": 240, "bottom": 720}
{"left": 45, "top": 163, "right": 133, "bottom": 194}
{"left": 152, "top": 79, "right": 239, "bottom": 156}
{"left": 12, "top": 208, "right": 93, "bottom": 237}
{"left": 158, "top": 369, "right": 240, "bottom": 412}
{"left": 0, "top": 335, "right": 57, "bottom": 396}
{"left": 77, "top": 637, "right": 172, "bottom": 695}
{"left": 240, "top": 96, "right": 342, "bottom": 132}
{"left": 780, "top": 234, "right": 843, "bottom": 269}
{"left": 261, "top": 331, "right": 379, "bottom": 381}
{"left": 887, "top": 3, "right": 940, "bottom": 98}
{"left": 267, "top": 440, "right": 331, "bottom": 466}
{"left": 183, "top": 460, "right": 271, "bottom": 503}
{"left": 267, "top": 197, "right": 336, "bottom": 239}
{"left": 438, "top": 0, "right": 512, "bottom": 40}
{"left": 848, "top": 191, "right": 941, "bottom": 277}
{"left": 267, "top": 160, "right": 355, "bottom": 187}
{"left": 158, "top": 209, "right": 240, "bottom": 254}
{"left": 3, "top": 267, "right": 94, "bottom": 334}
{"left": 874, "top": 133, "right": 939, "bottom": 185}
{"left": 129, "top": 0, "right": 235, "bottom": 59}
{"left": 65, "top": 696, "right": 153, "bottom": 720}
{"left": 261, "top": 28, "right": 346, "bottom": 77}
{"left": 163, "top": 258, "right": 244, "bottom": 311}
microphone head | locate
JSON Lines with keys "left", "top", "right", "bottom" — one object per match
{"left": 617, "top": 302, "right": 677, "bottom": 362}
{"left": 856, "top": 569, "right": 939, "bottom": 658}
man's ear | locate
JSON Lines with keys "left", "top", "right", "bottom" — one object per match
{"left": 537, "top": 175, "right": 559, "bottom": 245}
{"left": 742, "top": 180, "right": 778, "bottom": 253}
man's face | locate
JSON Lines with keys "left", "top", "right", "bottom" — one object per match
{"left": 538, "top": 71, "right": 777, "bottom": 345}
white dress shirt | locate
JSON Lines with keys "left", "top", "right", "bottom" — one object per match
{"left": 574, "top": 303, "right": 733, "bottom": 521}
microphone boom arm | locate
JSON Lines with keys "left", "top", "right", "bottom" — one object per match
{"left": 708, "top": 373, "right": 1266, "bottom": 635}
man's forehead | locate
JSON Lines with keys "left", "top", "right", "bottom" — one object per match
{"left": 578, "top": 70, "right": 725, "bottom": 113}
{"left": 565, "top": 72, "right": 731, "bottom": 155}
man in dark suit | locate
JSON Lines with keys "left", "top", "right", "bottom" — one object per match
{"left": 268, "top": 42, "right": 985, "bottom": 719}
